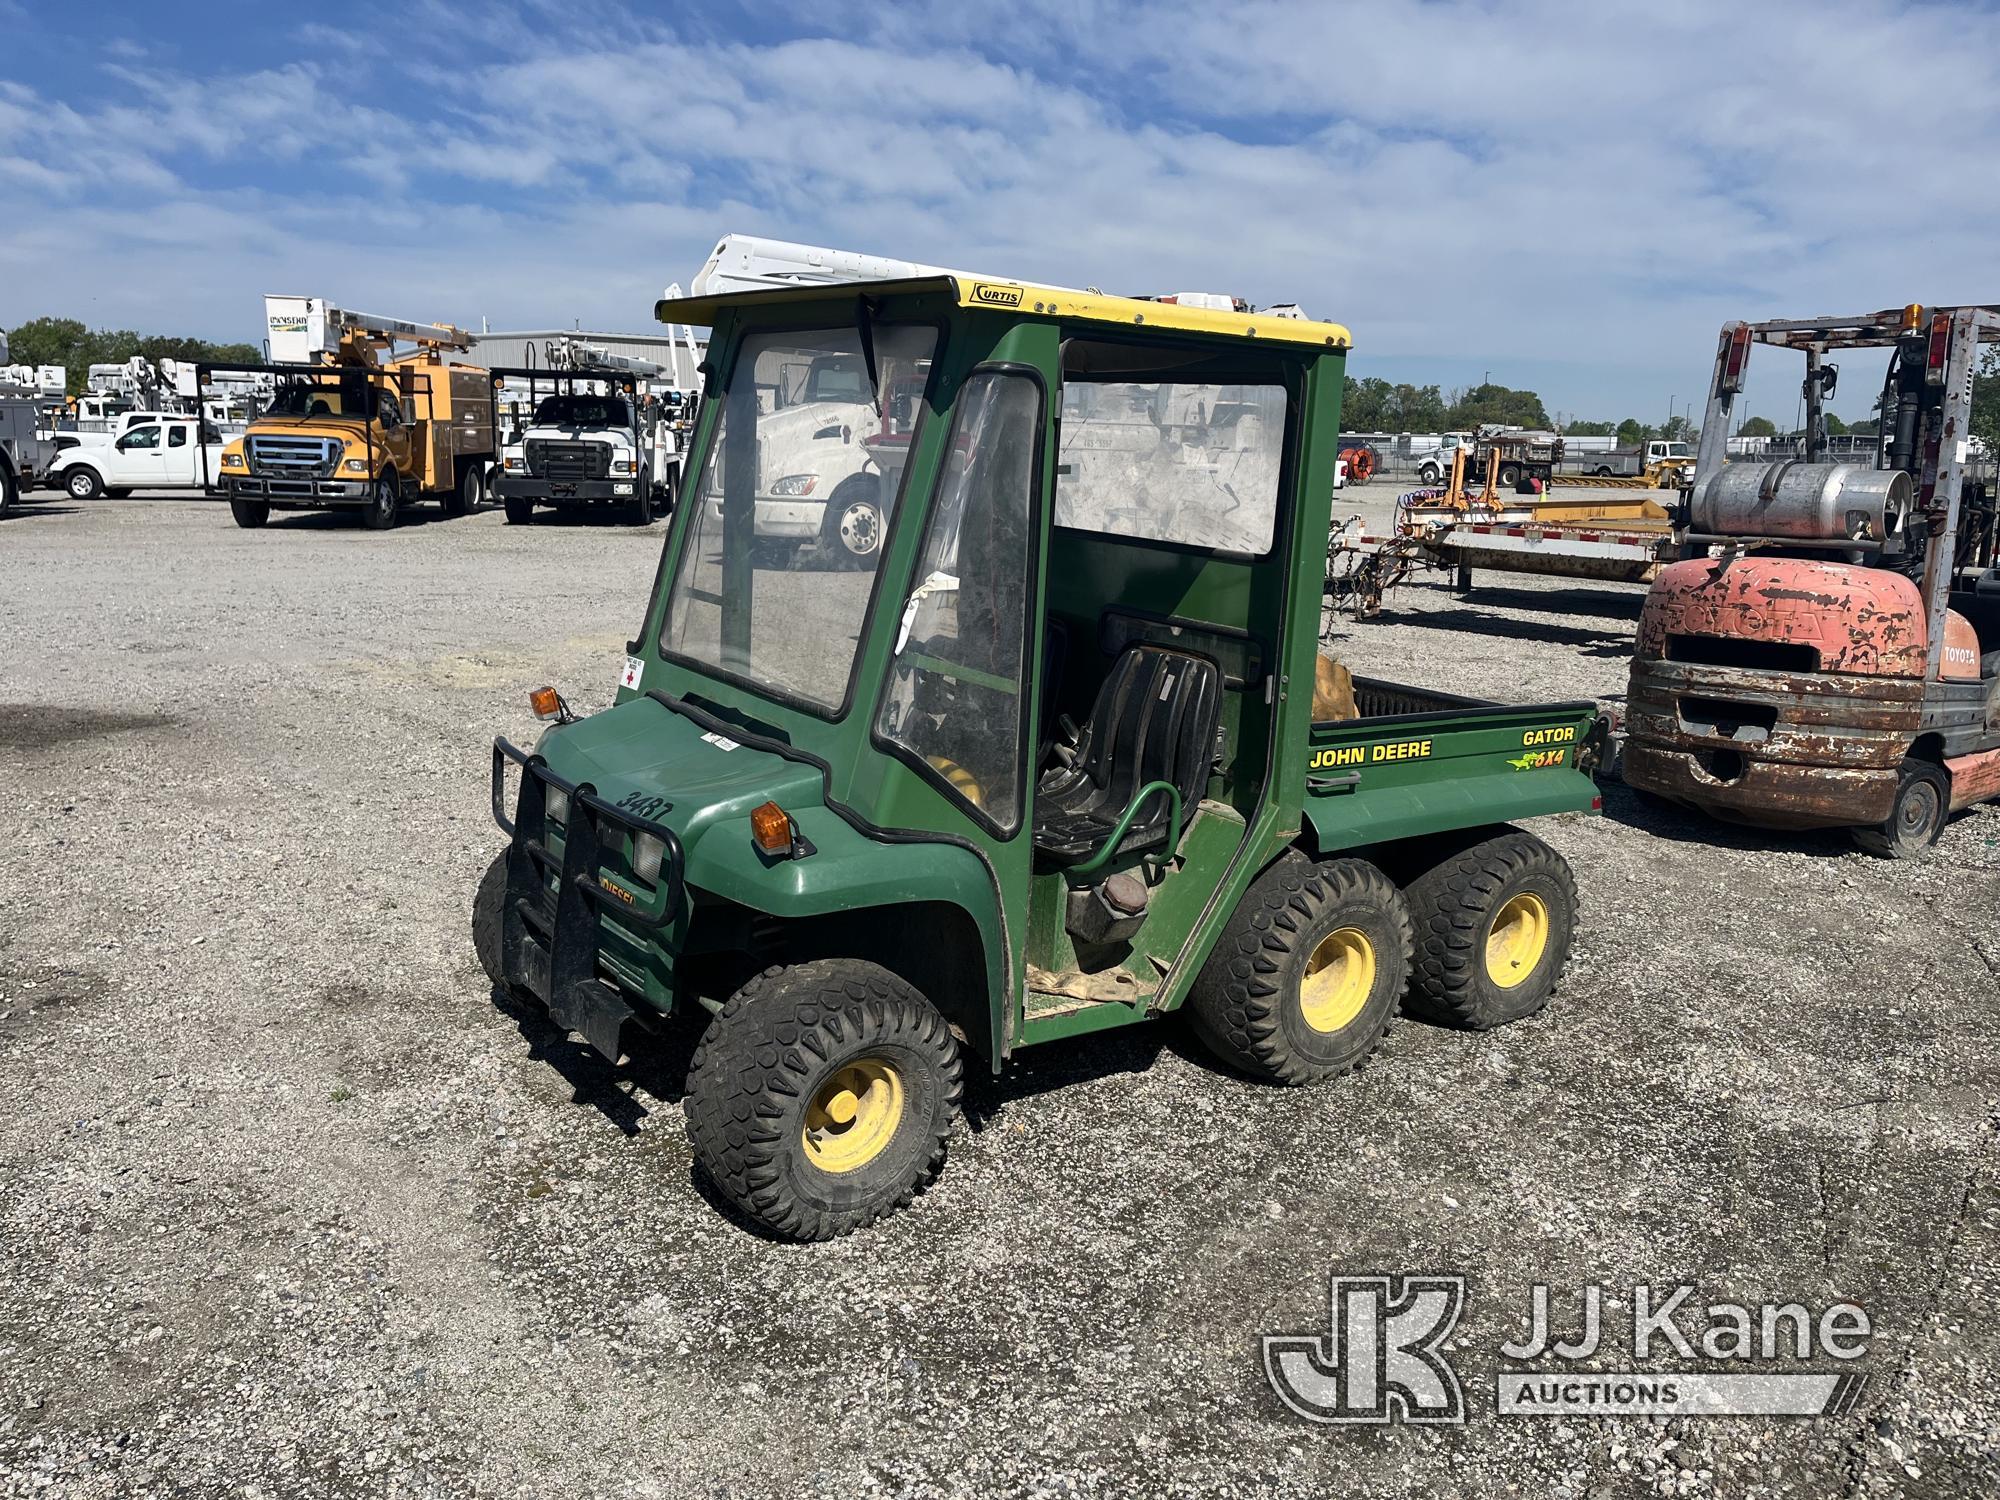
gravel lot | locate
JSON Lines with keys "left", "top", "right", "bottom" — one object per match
{"left": 2, "top": 491, "right": 1997, "bottom": 1499}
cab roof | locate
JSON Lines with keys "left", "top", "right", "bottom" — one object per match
{"left": 654, "top": 274, "right": 1352, "bottom": 351}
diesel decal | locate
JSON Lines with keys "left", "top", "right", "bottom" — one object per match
{"left": 1311, "top": 739, "right": 1432, "bottom": 770}
{"left": 597, "top": 876, "right": 636, "bottom": 905}
{"left": 1508, "top": 749, "right": 1568, "bottom": 771}
{"left": 970, "top": 282, "right": 1024, "bottom": 307}
{"left": 1522, "top": 725, "right": 1576, "bottom": 746}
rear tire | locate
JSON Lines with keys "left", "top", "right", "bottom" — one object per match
{"left": 1403, "top": 830, "right": 1576, "bottom": 1030}
{"left": 1851, "top": 759, "right": 1949, "bottom": 859}
{"left": 503, "top": 493, "right": 535, "bottom": 525}
{"left": 229, "top": 498, "right": 270, "bottom": 529}
{"left": 443, "top": 462, "right": 483, "bottom": 517}
{"left": 684, "top": 958, "right": 962, "bottom": 1240}
{"left": 65, "top": 466, "right": 103, "bottom": 500}
{"left": 1498, "top": 462, "right": 1521, "bottom": 488}
{"left": 362, "top": 475, "right": 400, "bottom": 530}
{"left": 1186, "top": 852, "right": 1411, "bottom": 1087}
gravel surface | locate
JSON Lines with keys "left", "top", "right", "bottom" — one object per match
{"left": 2, "top": 492, "right": 1997, "bottom": 1499}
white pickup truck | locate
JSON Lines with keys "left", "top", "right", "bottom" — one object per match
{"left": 48, "top": 416, "right": 228, "bottom": 499}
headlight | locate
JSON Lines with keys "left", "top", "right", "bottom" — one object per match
{"left": 543, "top": 786, "right": 569, "bottom": 827}
{"left": 342, "top": 458, "right": 368, "bottom": 473}
{"left": 221, "top": 452, "right": 246, "bottom": 469}
{"left": 610, "top": 458, "right": 637, "bottom": 475}
{"left": 770, "top": 474, "right": 818, "bottom": 497}
{"left": 631, "top": 832, "right": 666, "bottom": 885}
{"left": 503, "top": 455, "right": 523, "bottom": 471}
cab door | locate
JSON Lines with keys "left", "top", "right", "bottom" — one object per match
{"left": 107, "top": 423, "right": 164, "bottom": 485}
{"left": 162, "top": 422, "right": 198, "bottom": 484}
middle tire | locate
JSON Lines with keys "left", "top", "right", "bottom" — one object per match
{"left": 684, "top": 958, "right": 962, "bottom": 1240}
{"left": 1402, "top": 828, "right": 1576, "bottom": 1030}
{"left": 1186, "top": 852, "right": 1412, "bottom": 1087}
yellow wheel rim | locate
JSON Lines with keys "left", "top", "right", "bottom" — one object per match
{"left": 801, "top": 1057, "right": 905, "bottom": 1174}
{"left": 1485, "top": 893, "right": 1550, "bottom": 989}
{"left": 1299, "top": 926, "right": 1376, "bottom": 1033}
{"left": 926, "top": 755, "right": 984, "bottom": 808}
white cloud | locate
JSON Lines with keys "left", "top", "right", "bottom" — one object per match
{"left": 4, "top": 0, "right": 1998, "bottom": 421}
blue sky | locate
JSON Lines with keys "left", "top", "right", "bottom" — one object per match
{"left": 5, "top": 0, "right": 1999, "bottom": 423}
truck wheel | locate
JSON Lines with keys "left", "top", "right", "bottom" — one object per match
{"left": 1595, "top": 465, "right": 1614, "bottom": 477}
{"left": 229, "top": 499, "right": 270, "bottom": 529}
{"left": 684, "top": 958, "right": 962, "bottom": 1240}
{"left": 472, "top": 851, "right": 509, "bottom": 990}
{"left": 1498, "top": 462, "right": 1521, "bottom": 488}
{"left": 622, "top": 482, "right": 652, "bottom": 526}
{"left": 503, "top": 494, "right": 535, "bottom": 525}
{"left": 1186, "top": 851, "right": 1411, "bottom": 1087}
{"left": 1851, "top": 759, "right": 1950, "bottom": 859}
{"left": 362, "top": 476, "right": 399, "bottom": 530}
{"left": 817, "top": 474, "right": 885, "bottom": 569}
{"left": 1418, "top": 463, "right": 1440, "bottom": 485}
{"left": 1403, "top": 830, "right": 1576, "bottom": 1030}
{"left": 66, "top": 466, "right": 103, "bottom": 500}
{"left": 442, "top": 463, "right": 483, "bottom": 518}
{"left": 0, "top": 463, "right": 15, "bottom": 517}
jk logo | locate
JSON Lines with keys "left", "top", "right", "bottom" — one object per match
{"left": 1263, "top": 1274, "right": 1467, "bottom": 1424}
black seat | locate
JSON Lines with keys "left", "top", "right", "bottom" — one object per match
{"left": 1033, "top": 644, "right": 1222, "bottom": 866}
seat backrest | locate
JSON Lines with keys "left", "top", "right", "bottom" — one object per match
{"left": 1076, "top": 645, "right": 1222, "bottom": 818}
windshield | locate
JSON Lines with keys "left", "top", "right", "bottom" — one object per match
{"left": 1662, "top": 442, "right": 1690, "bottom": 457}
{"left": 264, "top": 381, "right": 383, "bottom": 421}
{"left": 532, "top": 393, "right": 631, "bottom": 429}
{"left": 659, "top": 323, "right": 938, "bottom": 713}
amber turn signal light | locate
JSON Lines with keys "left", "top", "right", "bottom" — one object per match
{"left": 750, "top": 800, "right": 794, "bottom": 855}
{"left": 529, "top": 686, "right": 562, "bottom": 720}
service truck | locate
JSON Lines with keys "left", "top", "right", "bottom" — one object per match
{"left": 492, "top": 340, "right": 669, "bottom": 526}
{"left": 203, "top": 299, "right": 496, "bottom": 530}
{"left": 473, "top": 263, "right": 1609, "bottom": 1240}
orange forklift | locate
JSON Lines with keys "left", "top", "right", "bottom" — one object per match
{"left": 1624, "top": 304, "right": 2000, "bottom": 856}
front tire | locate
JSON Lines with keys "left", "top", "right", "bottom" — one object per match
{"left": 66, "top": 466, "right": 103, "bottom": 500}
{"left": 503, "top": 493, "right": 535, "bottom": 525}
{"left": 472, "top": 851, "right": 508, "bottom": 990}
{"left": 1851, "top": 759, "right": 1950, "bottom": 859}
{"left": 817, "top": 474, "right": 885, "bottom": 569}
{"left": 229, "top": 498, "right": 270, "bottom": 528}
{"left": 362, "top": 475, "right": 400, "bottom": 530}
{"left": 1403, "top": 830, "right": 1577, "bottom": 1029}
{"left": 1418, "top": 463, "right": 1440, "bottom": 485}
{"left": 1186, "top": 852, "right": 1411, "bottom": 1086}
{"left": 622, "top": 470, "right": 652, "bottom": 526}
{"left": 684, "top": 959, "right": 962, "bottom": 1240}
{"left": 0, "top": 463, "right": 15, "bottom": 517}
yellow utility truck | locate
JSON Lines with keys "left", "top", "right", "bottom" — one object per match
{"left": 206, "top": 299, "right": 496, "bottom": 530}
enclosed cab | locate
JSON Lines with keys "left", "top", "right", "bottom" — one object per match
{"left": 1624, "top": 306, "right": 2000, "bottom": 855}
{"left": 477, "top": 272, "right": 1604, "bottom": 1240}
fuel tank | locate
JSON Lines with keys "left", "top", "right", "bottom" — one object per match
{"left": 1691, "top": 461, "right": 1911, "bottom": 545}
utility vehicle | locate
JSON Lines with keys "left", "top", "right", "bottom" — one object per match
{"left": 48, "top": 415, "right": 227, "bottom": 499}
{"left": 476, "top": 274, "right": 1607, "bottom": 1239}
{"left": 491, "top": 344, "right": 669, "bottom": 526}
{"left": 1625, "top": 305, "right": 2000, "bottom": 855}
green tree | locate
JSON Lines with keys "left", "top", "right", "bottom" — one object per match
{"left": 1823, "top": 413, "right": 1848, "bottom": 436}
{"left": 1973, "top": 347, "right": 2000, "bottom": 461}
{"left": 1341, "top": 376, "right": 1449, "bottom": 433}
{"left": 1615, "top": 418, "right": 1653, "bottom": 446}
{"left": 1446, "top": 382, "right": 1550, "bottom": 430}
{"left": 1737, "top": 415, "right": 1777, "bottom": 437}
{"left": 1563, "top": 419, "right": 1616, "bottom": 437}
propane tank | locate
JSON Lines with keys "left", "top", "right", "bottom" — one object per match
{"left": 1691, "top": 461, "right": 1911, "bottom": 545}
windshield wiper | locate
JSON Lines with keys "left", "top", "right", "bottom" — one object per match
{"left": 856, "top": 294, "right": 879, "bottom": 400}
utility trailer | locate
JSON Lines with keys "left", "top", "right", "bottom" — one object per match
{"left": 473, "top": 268, "right": 1608, "bottom": 1240}
{"left": 1624, "top": 304, "right": 2000, "bottom": 855}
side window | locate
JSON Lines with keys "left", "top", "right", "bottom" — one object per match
{"left": 118, "top": 426, "right": 161, "bottom": 451}
{"left": 380, "top": 392, "right": 402, "bottom": 428}
{"left": 1054, "top": 380, "right": 1287, "bottom": 553}
{"left": 167, "top": 425, "right": 189, "bottom": 448}
{"left": 876, "top": 371, "right": 1042, "bottom": 834}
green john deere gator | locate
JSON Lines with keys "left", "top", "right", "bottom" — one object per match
{"left": 475, "top": 273, "right": 1608, "bottom": 1239}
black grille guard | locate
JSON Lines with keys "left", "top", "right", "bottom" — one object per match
{"left": 490, "top": 736, "right": 685, "bottom": 1059}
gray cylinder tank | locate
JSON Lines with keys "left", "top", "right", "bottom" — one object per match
{"left": 1691, "top": 461, "right": 1911, "bottom": 543}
